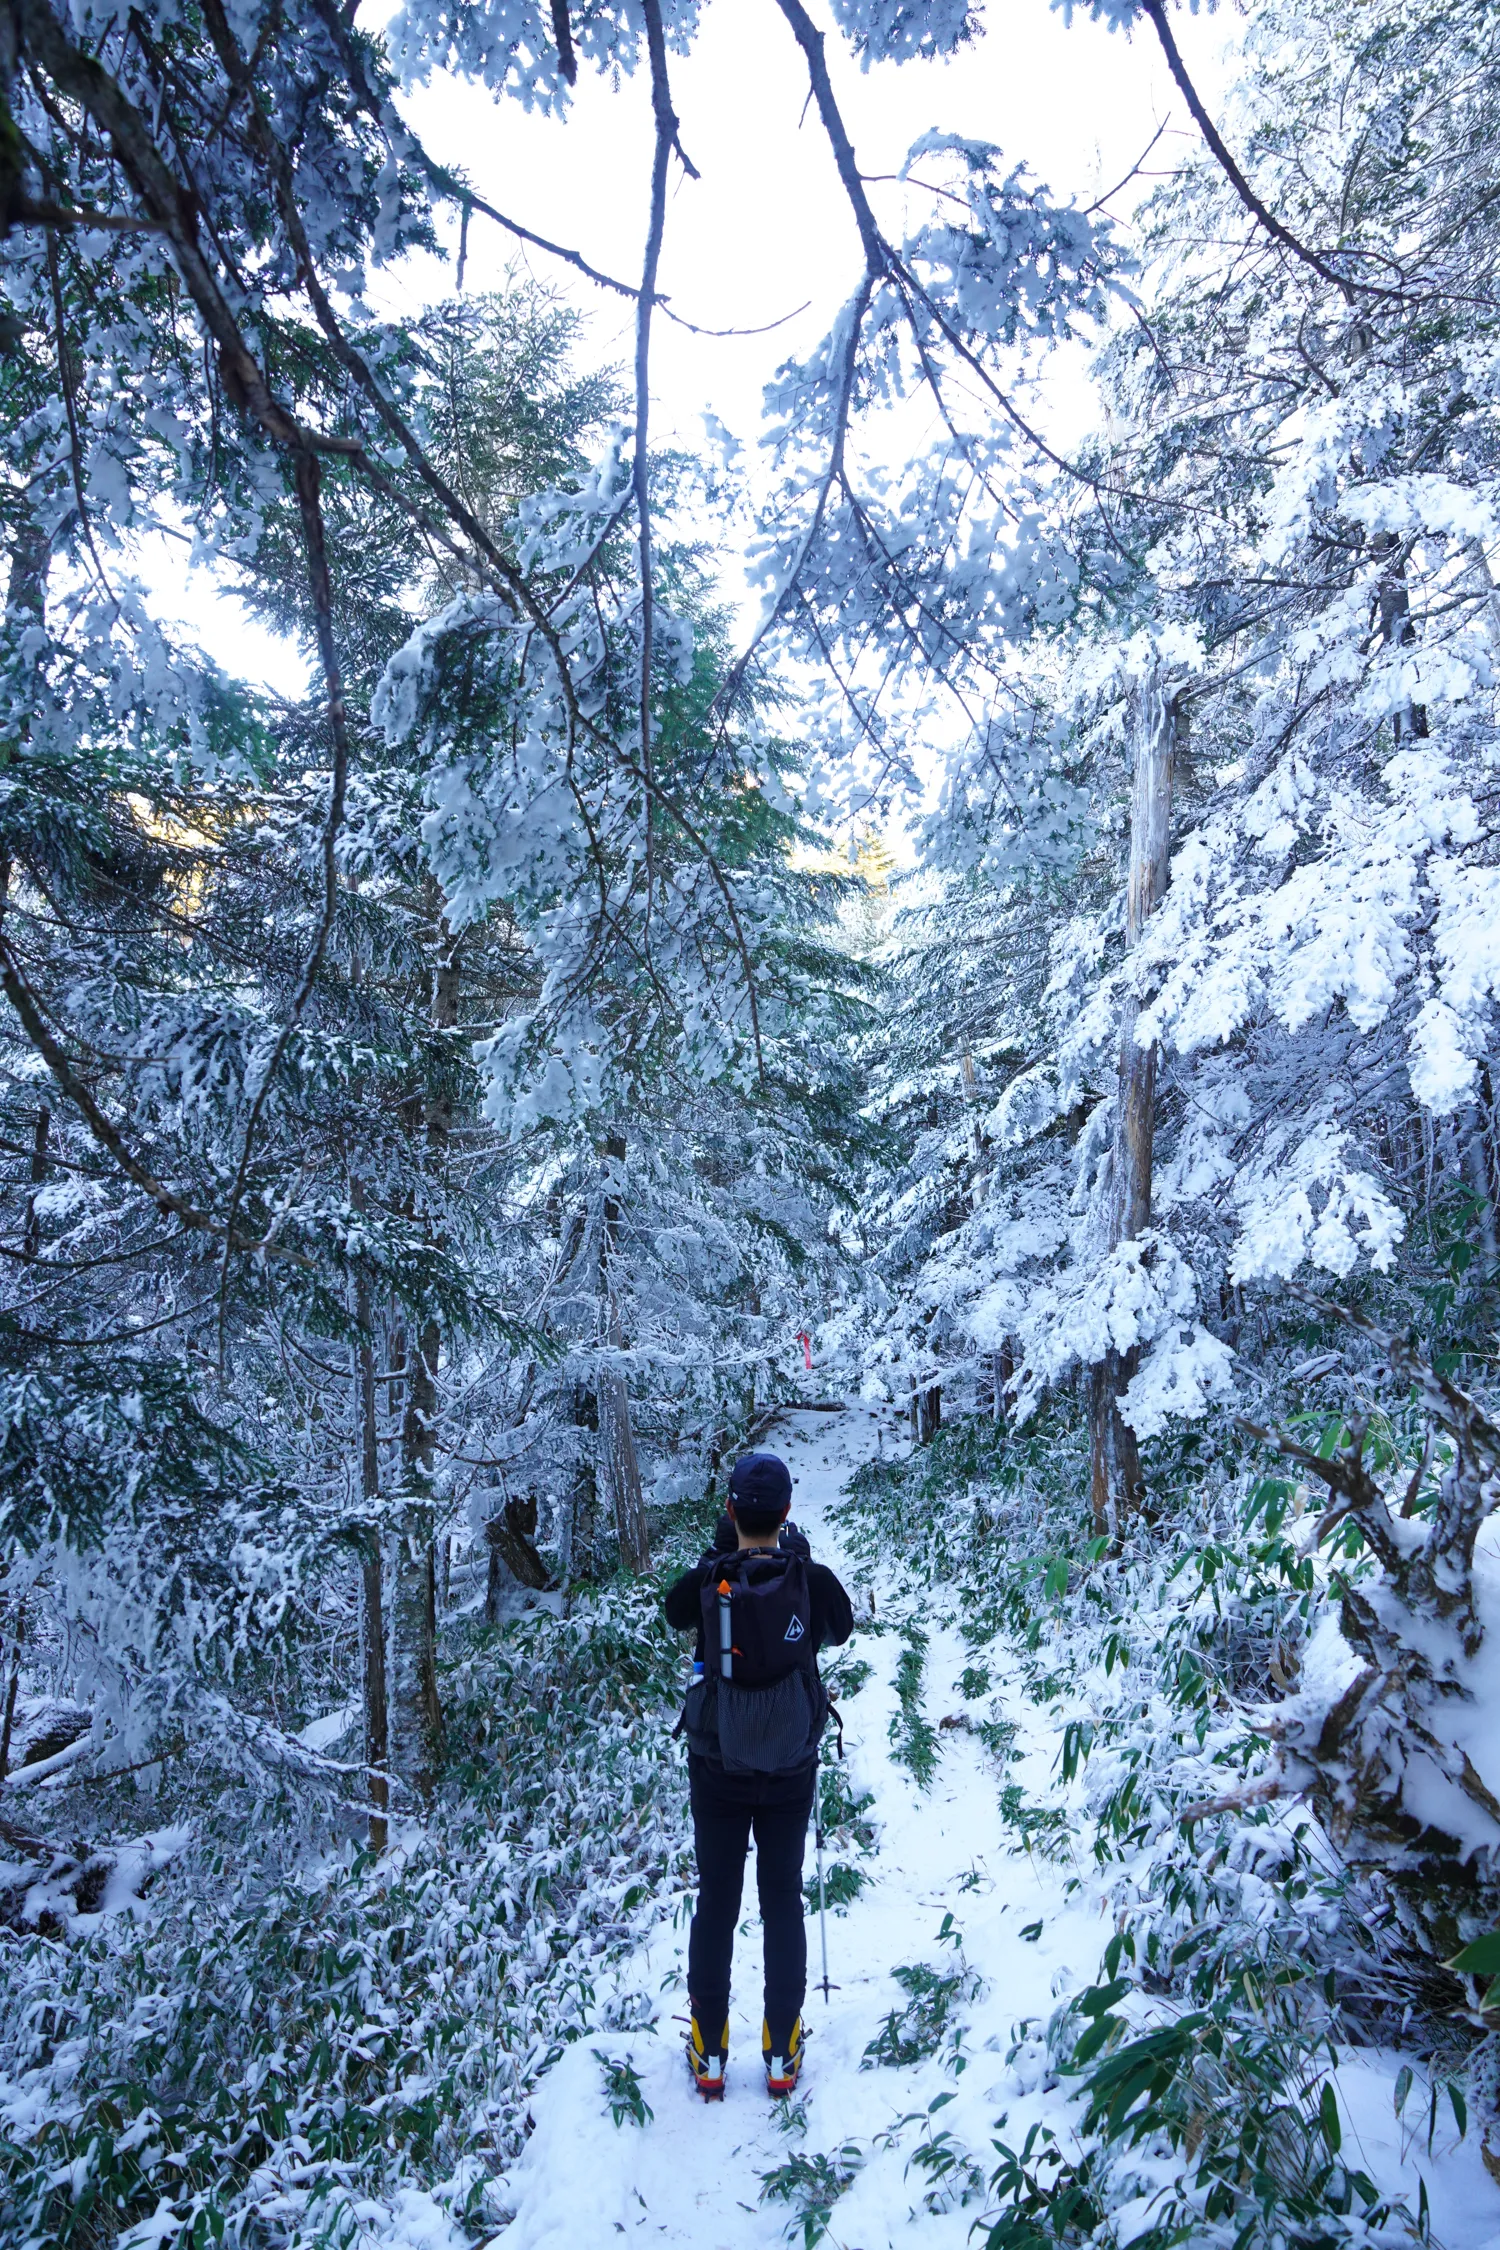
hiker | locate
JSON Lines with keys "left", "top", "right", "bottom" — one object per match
{"left": 665, "top": 1450, "right": 853, "bottom": 2100}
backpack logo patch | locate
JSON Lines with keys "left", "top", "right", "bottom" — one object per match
{"left": 783, "top": 1615, "right": 805, "bottom": 1642}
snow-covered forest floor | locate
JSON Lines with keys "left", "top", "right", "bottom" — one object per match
{"left": 495, "top": 1404, "right": 1500, "bottom": 2250}
{"left": 9, "top": 0, "right": 1500, "bottom": 2244}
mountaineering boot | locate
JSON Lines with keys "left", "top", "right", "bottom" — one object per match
{"left": 687, "top": 2009, "right": 729, "bottom": 2099}
{"left": 763, "top": 2015, "right": 803, "bottom": 2096}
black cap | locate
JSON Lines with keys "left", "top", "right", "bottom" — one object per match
{"left": 729, "top": 1451, "right": 792, "bottom": 1515}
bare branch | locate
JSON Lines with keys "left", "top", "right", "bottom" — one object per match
{"left": 1139, "top": 0, "right": 1397, "bottom": 302}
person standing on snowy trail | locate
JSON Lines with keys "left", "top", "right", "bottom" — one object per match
{"left": 665, "top": 1450, "right": 853, "bottom": 2101}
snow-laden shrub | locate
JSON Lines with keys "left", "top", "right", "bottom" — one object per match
{"left": 847, "top": 1399, "right": 1497, "bottom": 2249}
{"left": 0, "top": 1578, "right": 693, "bottom": 2250}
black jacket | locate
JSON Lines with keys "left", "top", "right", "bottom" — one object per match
{"left": 665, "top": 1543, "right": 854, "bottom": 1663}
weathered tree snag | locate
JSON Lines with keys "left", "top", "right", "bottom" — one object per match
{"left": 1232, "top": 1309, "right": 1500, "bottom": 1888}
{"left": 599, "top": 1133, "right": 650, "bottom": 1573}
{"left": 485, "top": 1494, "right": 553, "bottom": 1614}
{"left": 911, "top": 1382, "right": 941, "bottom": 1443}
{"left": 1090, "top": 677, "right": 1178, "bottom": 1538}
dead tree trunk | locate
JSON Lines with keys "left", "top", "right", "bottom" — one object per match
{"left": 1090, "top": 678, "right": 1177, "bottom": 1538}
{"left": 911, "top": 1382, "right": 941, "bottom": 1444}
{"left": 485, "top": 1493, "right": 552, "bottom": 1612}
{"left": 1235, "top": 1321, "right": 1500, "bottom": 1895}
{"left": 599, "top": 1132, "right": 650, "bottom": 1573}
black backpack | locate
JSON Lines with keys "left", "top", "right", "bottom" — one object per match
{"left": 681, "top": 1549, "right": 827, "bottom": 1776}
{"left": 701, "top": 1548, "right": 813, "bottom": 1686}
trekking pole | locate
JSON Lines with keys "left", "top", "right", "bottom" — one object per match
{"left": 814, "top": 1754, "right": 836, "bottom": 2001}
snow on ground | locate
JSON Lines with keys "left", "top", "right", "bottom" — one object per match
{"left": 491, "top": 1403, "right": 1500, "bottom": 2250}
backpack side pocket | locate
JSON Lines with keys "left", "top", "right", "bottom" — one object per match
{"left": 678, "top": 1674, "right": 720, "bottom": 1760}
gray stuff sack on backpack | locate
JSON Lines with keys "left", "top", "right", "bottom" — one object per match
{"left": 681, "top": 1669, "right": 828, "bottom": 1776}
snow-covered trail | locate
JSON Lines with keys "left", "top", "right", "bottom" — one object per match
{"left": 490, "top": 1404, "right": 1500, "bottom": 2250}
{"left": 494, "top": 1402, "right": 1099, "bottom": 2250}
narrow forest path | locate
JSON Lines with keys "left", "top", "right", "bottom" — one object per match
{"left": 494, "top": 1403, "right": 1099, "bottom": 2250}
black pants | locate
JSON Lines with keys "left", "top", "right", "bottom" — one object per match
{"left": 687, "top": 1754, "right": 815, "bottom": 2054}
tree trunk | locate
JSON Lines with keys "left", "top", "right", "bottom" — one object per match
{"left": 22, "top": 1104, "right": 48, "bottom": 1263}
{"left": 1464, "top": 537, "right": 1500, "bottom": 657}
{"left": 960, "top": 1049, "right": 983, "bottom": 1173}
{"left": 354, "top": 1247, "right": 389, "bottom": 1854}
{"left": 564, "top": 1379, "right": 601, "bottom": 1581}
{"left": 599, "top": 1132, "right": 650, "bottom": 1573}
{"left": 391, "top": 1316, "right": 443, "bottom": 1798}
{"left": 1090, "top": 679, "right": 1177, "bottom": 1538}
{"left": 1463, "top": 1105, "right": 1497, "bottom": 1263}
{"left": 388, "top": 892, "right": 459, "bottom": 1803}
{"left": 0, "top": 1597, "right": 24, "bottom": 1788}
{"left": 979, "top": 1342, "right": 1013, "bottom": 1425}
{"left": 599, "top": 1354, "right": 649, "bottom": 1571}
{"left": 1374, "top": 531, "right": 1428, "bottom": 743}
{"left": 485, "top": 1493, "right": 552, "bottom": 1611}
{"left": 359, "top": 1545, "right": 389, "bottom": 1850}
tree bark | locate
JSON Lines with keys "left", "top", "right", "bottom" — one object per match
{"left": 0, "top": 1598, "right": 23, "bottom": 1788}
{"left": 978, "top": 1348, "right": 1011, "bottom": 1425}
{"left": 388, "top": 890, "right": 459, "bottom": 1802}
{"left": 22, "top": 1104, "right": 48, "bottom": 1263}
{"left": 354, "top": 1243, "right": 389, "bottom": 1854}
{"left": 1374, "top": 531, "right": 1428, "bottom": 742}
{"left": 485, "top": 1493, "right": 552, "bottom": 1612}
{"left": 1090, "top": 678, "right": 1177, "bottom": 1538}
{"left": 599, "top": 1132, "right": 650, "bottom": 1573}
{"left": 599, "top": 1354, "right": 649, "bottom": 1571}
{"left": 564, "top": 1379, "right": 601, "bottom": 1581}
{"left": 391, "top": 1313, "right": 442, "bottom": 1799}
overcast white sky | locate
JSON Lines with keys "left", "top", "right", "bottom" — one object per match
{"left": 158, "top": 0, "right": 1234, "bottom": 689}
